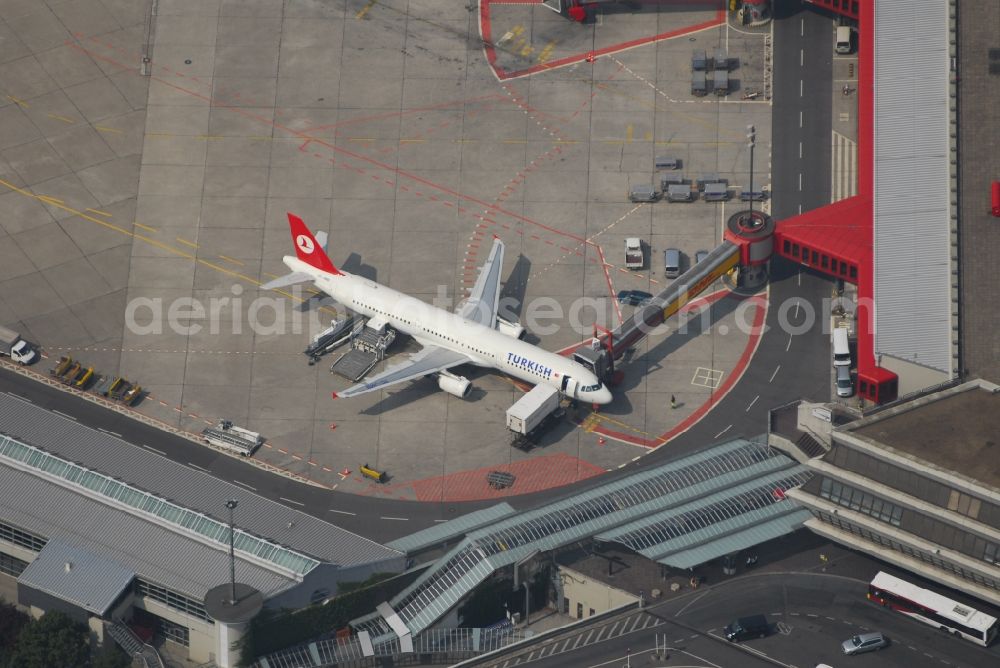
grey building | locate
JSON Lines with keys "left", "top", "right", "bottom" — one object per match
{"left": 782, "top": 379, "right": 1000, "bottom": 607}
{"left": 0, "top": 394, "right": 404, "bottom": 665}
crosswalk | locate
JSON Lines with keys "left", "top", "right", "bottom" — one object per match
{"left": 483, "top": 610, "right": 664, "bottom": 667}
{"left": 831, "top": 130, "right": 857, "bottom": 202}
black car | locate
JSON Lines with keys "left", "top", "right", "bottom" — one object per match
{"left": 724, "top": 615, "right": 769, "bottom": 642}
{"left": 616, "top": 290, "right": 653, "bottom": 306}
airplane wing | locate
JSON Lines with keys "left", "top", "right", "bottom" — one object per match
{"left": 333, "top": 345, "right": 471, "bottom": 399}
{"left": 458, "top": 237, "right": 504, "bottom": 327}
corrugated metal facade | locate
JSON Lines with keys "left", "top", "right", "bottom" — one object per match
{"left": 0, "top": 394, "right": 401, "bottom": 569}
{"left": 873, "top": 2, "right": 954, "bottom": 374}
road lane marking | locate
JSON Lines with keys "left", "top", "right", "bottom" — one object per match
{"left": 280, "top": 496, "right": 305, "bottom": 506}
{"left": 98, "top": 427, "right": 122, "bottom": 437}
{"left": 714, "top": 424, "right": 732, "bottom": 439}
{"left": 746, "top": 395, "right": 759, "bottom": 411}
{"left": 329, "top": 509, "right": 357, "bottom": 516}
{"left": 142, "top": 444, "right": 166, "bottom": 455}
{"left": 769, "top": 365, "right": 780, "bottom": 382}
{"left": 53, "top": 410, "right": 77, "bottom": 420}
{"left": 380, "top": 516, "right": 408, "bottom": 521}
{"left": 188, "top": 462, "right": 209, "bottom": 472}
{"left": 233, "top": 480, "right": 257, "bottom": 491}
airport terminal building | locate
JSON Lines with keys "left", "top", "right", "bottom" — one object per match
{"left": 0, "top": 394, "right": 404, "bottom": 665}
{"left": 784, "top": 379, "right": 1000, "bottom": 607}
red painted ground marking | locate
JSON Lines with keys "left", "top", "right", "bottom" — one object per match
{"left": 590, "top": 293, "right": 769, "bottom": 448}
{"left": 308, "top": 461, "right": 316, "bottom": 467}
{"left": 187, "top": 413, "right": 199, "bottom": 418}
{"left": 296, "top": 94, "right": 502, "bottom": 133}
{"left": 480, "top": 1, "right": 724, "bottom": 80}
{"left": 329, "top": 423, "right": 337, "bottom": 430}
{"left": 408, "top": 453, "right": 604, "bottom": 502}
{"left": 322, "top": 466, "right": 332, "bottom": 472}
{"left": 292, "top": 454, "right": 302, "bottom": 460}
{"left": 75, "top": 35, "right": 625, "bottom": 304}
{"left": 278, "top": 448, "right": 288, "bottom": 454}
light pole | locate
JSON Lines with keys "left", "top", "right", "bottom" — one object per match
{"left": 746, "top": 124, "right": 756, "bottom": 217}
{"left": 522, "top": 581, "right": 530, "bottom": 626}
{"left": 225, "top": 498, "right": 239, "bottom": 605}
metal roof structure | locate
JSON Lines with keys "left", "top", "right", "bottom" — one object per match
{"left": 0, "top": 434, "right": 318, "bottom": 578}
{"left": 0, "top": 394, "right": 400, "bottom": 570}
{"left": 0, "top": 463, "right": 294, "bottom": 599}
{"left": 18, "top": 538, "right": 135, "bottom": 616}
{"left": 385, "top": 503, "right": 516, "bottom": 554}
{"left": 356, "top": 439, "right": 811, "bottom": 643}
{"left": 596, "top": 467, "right": 813, "bottom": 568}
{"left": 872, "top": 0, "right": 954, "bottom": 374}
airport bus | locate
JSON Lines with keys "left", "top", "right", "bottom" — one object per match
{"left": 867, "top": 571, "right": 999, "bottom": 646}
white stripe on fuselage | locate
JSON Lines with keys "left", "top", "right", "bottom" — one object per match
{"left": 285, "top": 256, "right": 599, "bottom": 393}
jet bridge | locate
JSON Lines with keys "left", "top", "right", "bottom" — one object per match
{"left": 575, "top": 211, "right": 775, "bottom": 383}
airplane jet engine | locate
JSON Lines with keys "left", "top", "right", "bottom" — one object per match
{"left": 496, "top": 316, "right": 526, "bottom": 340}
{"left": 437, "top": 372, "right": 472, "bottom": 398}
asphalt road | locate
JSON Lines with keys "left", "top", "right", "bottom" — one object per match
{"left": 771, "top": 1, "right": 834, "bottom": 216}
{"left": 467, "top": 573, "right": 999, "bottom": 668}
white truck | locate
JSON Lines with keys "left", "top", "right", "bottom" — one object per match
{"left": 625, "top": 237, "right": 644, "bottom": 269}
{"left": 507, "top": 384, "right": 563, "bottom": 450}
{"left": 0, "top": 325, "right": 37, "bottom": 365}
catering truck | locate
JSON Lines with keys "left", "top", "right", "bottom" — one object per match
{"left": 624, "top": 237, "right": 644, "bottom": 269}
{"left": 0, "top": 325, "right": 37, "bottom": 365}
{"left": 506, "top": 384, "right": 563, "bottom": 450}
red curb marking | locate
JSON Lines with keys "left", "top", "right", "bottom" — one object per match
{"left": 590, "top": 293, "right": 769, "bottom": 448}
{"left": 480, "top": 1, "right": 724, "bottom": 81}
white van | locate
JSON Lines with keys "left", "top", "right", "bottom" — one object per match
{"left": 833, "top": 327, "right": 851, "bottom": 367}
{"left": 836, "top": 26, "right": 853, "bottom": 54}
{"left": 664, "top": 248, "right": 681, "bottom": 279}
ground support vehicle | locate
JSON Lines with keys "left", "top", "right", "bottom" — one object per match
{"left": 624, "top": 238, "right": 644, "bottom": 269}
{"left": 360, "top": 464, "right": 387, "bottom": 483}
{"left": 202, "top": 420, "right": 263, "bottom": 456}
{"left": 0, "top": 325, "right": 37, "bottom": 365}
{"left": 507, "top": 385, "right": 564, "bottom": 451}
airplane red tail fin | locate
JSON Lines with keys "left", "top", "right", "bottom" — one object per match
{"left": 286, "top": 213, "right": 342, "bottom": 275}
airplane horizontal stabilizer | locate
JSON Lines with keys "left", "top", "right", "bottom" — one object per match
{"left": 262, "top": 272, "right": 313, "bottom": 290}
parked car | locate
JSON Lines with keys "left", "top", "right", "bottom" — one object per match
{"left": 836, "top": 365, "right": 854, "bottom": 398}
{"left": 694, "top": 249, "right": 709, "bottom": 265}
{"left": 841, "top": 632, "right": 888, "bottom": 655}
{"left": 617, "top": 290, "right": 653, "bottom": 306}
{"left": 724, "top": 615, "right": 769, "bottom": 642}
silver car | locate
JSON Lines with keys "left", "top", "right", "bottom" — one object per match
{"left": 836, "top": 365, "right": 854, "bottom": 398}
{"left": 841, "top": 632, "right": 888, "bottom": 655}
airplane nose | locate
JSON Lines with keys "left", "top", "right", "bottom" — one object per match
{"left": 594, "top": 387, "right": 613, "bottom": 404}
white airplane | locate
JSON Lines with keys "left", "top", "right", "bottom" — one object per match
{"left": 264, "top": 213, "right": 613, "bottom": 404}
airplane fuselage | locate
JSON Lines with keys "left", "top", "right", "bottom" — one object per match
{"left": 285, "top": 256, "right": 612, "bottom": 404}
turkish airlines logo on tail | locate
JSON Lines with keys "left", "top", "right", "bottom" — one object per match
{"left": 296, "top": 234, "right": 315, "bottom": 255}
